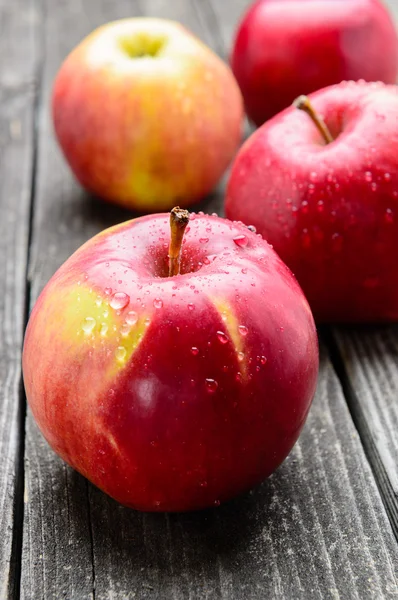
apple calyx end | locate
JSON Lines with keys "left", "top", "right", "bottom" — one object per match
{"left": 293, "top": 95, "right": 334, "bottom": 145}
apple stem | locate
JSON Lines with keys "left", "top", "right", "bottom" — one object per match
{"left": 169, "top": 206, "right": 190, "bottom": 276}
{"left": 293, "top": 95, "right": 334, "bottom": 144}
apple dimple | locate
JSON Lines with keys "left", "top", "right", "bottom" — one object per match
{"left": 118, "top": 33, "right": 167, "bottom": 60}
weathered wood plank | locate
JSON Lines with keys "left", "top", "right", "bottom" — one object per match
{"left": 22, "top": 0, "right": 398, "bottom": 599}
{"left": 331, "top": 326, "right": 398, "bottom": 540}
{"left": 0, "top": 0, "right": 38, "bottom": 597}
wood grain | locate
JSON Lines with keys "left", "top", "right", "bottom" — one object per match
{"left": 331, "top": 326, "right": 398, "bottom": 540}
{"left": 0, "top": 0, "right": 38, "bottom": 596}
{"left": 20, "top": 0, "right": 398, "bottom": 599}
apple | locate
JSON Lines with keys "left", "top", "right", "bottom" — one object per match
{"left": 22, "top": 209, "right": 318, "bottom": 512}
{"left": 52, "top": 18, "right": 243, "bottom": 211}
{"left": 231, "top": 0, "right": 398, "bottom": 126}
{"left": 225, "top": 81, "right": 398, "bottom": 323}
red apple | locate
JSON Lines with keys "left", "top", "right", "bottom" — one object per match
{"left": 231, "top": 0, "right": 398, "bottom": 126}
{"left": 225, "top": 81, "right": 398, "bottom": 323}
{"left": 52, "top": 18, "right": 243, "bottom": 211}
{"left": 22, "top": 210, "right": 318, "bottom": 512}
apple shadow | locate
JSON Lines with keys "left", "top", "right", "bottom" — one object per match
{"left": 83, "top": 180, "right": 228, "bottom": 225}
{"left": 60, "top": 184, "right": 228, "bottom": 233}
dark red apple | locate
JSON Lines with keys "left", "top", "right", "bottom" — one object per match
{"left": 225, "top": 81, "right": 398, "bottom": 323}
{"left": 231, "top": 0, "right": 398, "bottom": 125}
{"left": 22, "top": 209, "right": 318, "bottom": 512}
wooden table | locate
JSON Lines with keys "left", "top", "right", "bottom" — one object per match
{"left": 1, "top": 0, "right": 398, "bottom": 597}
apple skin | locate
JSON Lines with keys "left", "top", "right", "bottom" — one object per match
{"left": 225, "top": 81, "right": 398, "bottom": 323}
{"left": 52, "top": 18, "right": 243, "bottom": 211}
{"left": 22, "top": 213, "right": 318, "bottom": 512}
{"left": 231, "top": 0, "right": 398, "bottom": 126}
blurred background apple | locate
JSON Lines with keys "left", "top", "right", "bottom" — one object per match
{"left": 53, "top": 18, "right": 243, "bottom": 212}
{"left": 231, "top": 0, "right": 398, "bottom": 126}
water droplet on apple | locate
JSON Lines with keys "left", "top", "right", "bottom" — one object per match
{"left": 241, "top": 268, "right": 248, "bottom": 274}
{"left": 187, "top": 303, "right": 195, "bottom": 311}
{"left": 384, "top": 172, "right": 391, "bottom": 181}
{"left": 214, "top": 499, "right": 221, "bottom": 507}
{"left": 144, "top": 317, "right": 151, "bottom": 326}
{"left": 216, "top": 331, "right": 228, "bottom": 344}
{"left": 191, "top": 347, "right": 199, "bottom": 356}
{"left": 100, "top": 323, "right": 108, "bottom": 336}
{"left": 233, "top": 234, "right": 248, "bottom": 247}
{"left": 125, "top": 311, "right": 138, "bottom": 325}
{"left": 199, "top": 237, "right": 209, "bottom": 244}
{"left": 103, "top": 308, "right": 109, "bottom": 318}
{"left": 81, "top": 317, "right": 96, "bottom": 334}
{"left": 95, "top": 296, "right": 103, "bottom": 307}
{"left": 301, "top": 229, "right": 311, "bottom": 248}
{"left": 205, "top": 379, "right": 218, "bottom": 393}
{"left": 371, "top": 182, "right": 378, "bottom": 192}
{"left": 110, "top": 292, "right": 129, "bottom": 310}
{"left": 310, "top": 171, "right": 317, "bottom": 182}
{"left": 364, "top": 171, "right": 373, "bottom": 183}
{"left": 331, "top": 232, "right": 343, "bottom": 252}
{"left": 237, "top": 352, "right": 245, "bottom": 362}
{"left": 200, "top": 480, "right": 208, "bottom": 488}
{"left": 115, "top": 346, "right": 127, "bottom": 362}
{"left": 104, "top": 287, "right": 112, "bottom": 296}
{"left": 260, "top": 356, "right": 267, "bottom": 365}
{"left": 203, "top": 257, "right": 210, "bottom": 265}
{"left": 153, "top": 298, "right": 163, "bottom": 309}
{"left": 120, "top": 323, "right": 131, "bottom": 337}
{"left": 247, "top": 224, "right": 256, "bottom": 233}
{"left": 317, "top": 200, "right": 324, "bottom": 212}
{"left": 236, "top": 372, "right": 242, "bottom": 382}
{"left": 238, "top": 325, "right": 248, "bottom": 336}
{"left": 385, "top": 208, "right": 394, "bottom": 224}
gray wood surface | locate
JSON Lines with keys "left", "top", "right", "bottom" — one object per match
{"left": 0, "top": 0, "right": 393, "bottom": 597}
{"left": 0, "top": 0, "right": 38, "bottom": 597}
{"left": 331, "top": 326, "right": 398, "bottom": 539}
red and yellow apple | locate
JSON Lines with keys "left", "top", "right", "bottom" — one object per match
{"left": 52, "top": 18, "right": 243, "bottom": 211}
{"left": 226, "top": 81, "right": 398, "bottom": 322}
{"left": 22, "top": 211, "right": 318, "bottom": 512}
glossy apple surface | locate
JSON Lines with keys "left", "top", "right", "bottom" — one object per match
{"left": 231, "top": 0, "right": 398, "bottom": 125}
{"left": 22, "top": 213, "right": 318, "bottom": 512}
{"left": 53, "top": 18, "right": 243, "bottom": 211}
{"left": 226, "top": 81, "right": 398, "bottom": 322}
